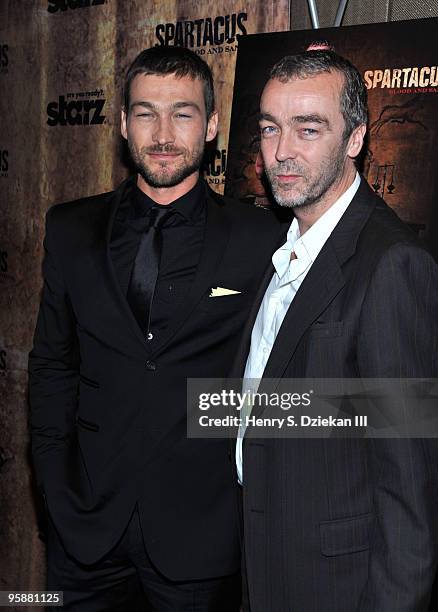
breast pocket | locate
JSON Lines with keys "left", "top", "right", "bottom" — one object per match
{"left": 198, "top": 291, "right": 249, "bottom": 315}
{"left": 309, "top": 321, "right": 344, "bottom": 338}
{"left": 302, "top": 321, "right": 350, "bottom": 377}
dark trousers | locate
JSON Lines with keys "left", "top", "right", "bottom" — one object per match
{"left": 46, "top": 507, "right": 241, "bottom": 611}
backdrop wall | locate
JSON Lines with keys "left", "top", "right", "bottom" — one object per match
{"left": 0, "top": 1, "right": 437, "bottom": 607}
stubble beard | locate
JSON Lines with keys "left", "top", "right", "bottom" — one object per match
{"left": 129, "top": 141, "right": 205, "bottom": 189}
{"left": 265, "top": 140, "right": 347, "bottom": 210}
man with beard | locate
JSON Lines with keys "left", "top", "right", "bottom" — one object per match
{"left": 28, "top": 46, "right": 283, "bottom": 610}
{"left": 234, "top": 50, "right": 438, "bottom": 611}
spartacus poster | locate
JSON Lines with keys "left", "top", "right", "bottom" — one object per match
{"left": 225, "top": 18, "right": 438, "bottom": 259}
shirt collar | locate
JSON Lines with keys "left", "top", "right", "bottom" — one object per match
{"left": 131, "top": 178, "right": 206, "bottom": 221}
{"left": 273, "top": 173, "right": 361, "bottom": 280}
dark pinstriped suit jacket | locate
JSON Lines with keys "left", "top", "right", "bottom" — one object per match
{"left": 233, "top": 178, "right": 438, "bottom": 611}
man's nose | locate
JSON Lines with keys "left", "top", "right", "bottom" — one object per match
{"left": 152, "top": 117, "right": 175, "bottom": 146}
{"left": 275, "top": 130, "right": 298, "bottom": 163}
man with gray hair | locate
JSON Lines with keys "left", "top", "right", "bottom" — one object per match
{"left": 234, "top": 50, "right": 438, "bottom": 611}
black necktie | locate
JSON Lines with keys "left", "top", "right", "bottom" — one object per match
{"left": 127, "top": 206, "right": 173, "bottom": 338}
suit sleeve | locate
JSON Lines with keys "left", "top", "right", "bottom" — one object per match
{"left": 356, "top": 243, "right": 438, "bottom": 611}
{"left": 28, "top": 207, "right": 80, "bottom": 491}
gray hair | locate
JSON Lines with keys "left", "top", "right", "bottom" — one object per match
{"left": 270, "top": 50, "right": 368, "bottom": 139}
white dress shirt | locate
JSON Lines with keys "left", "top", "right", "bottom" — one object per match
{"left": 236, "top": 173, "right": 361, "bottom": 484}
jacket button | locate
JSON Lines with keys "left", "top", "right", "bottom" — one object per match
{"left": 145, "top": 360, "right": 156, "bottom": 371}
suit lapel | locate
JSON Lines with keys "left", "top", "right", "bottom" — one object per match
{"left": 261, "top": 242, "right": 345, "bottom": 380}
{"left": 102, "top": 177, "right": 153, "bottom": 354}
{"left": 148, "top": 187, "right": 231, "bottom": 355}
{"left": 253, "top": 179, "right": 378, "bottom": 403}
{"left": 72, "top": 177, "right": 150, "bottom": 359}
{"left": 98, "top": 181, "right": 232, "bottom": 357}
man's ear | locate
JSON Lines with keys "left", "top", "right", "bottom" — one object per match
{"left": 121, "top": 108, "right": 128, "bottom": 140}
{"left": 347, "top": 124, "right": 366, "bottom": 159}
{"left": 206, "top": 110, "right": 218, "bottom": 142}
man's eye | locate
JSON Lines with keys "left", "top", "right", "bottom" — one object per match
{"left": 136, "top": 112, "right": 153, "bottom": 118}
{"left": 260, "top": 125, "right": 278, "bottom": 137}
{"left": 302, "top": 128, "right": 319, "bottom": 137}
{"left": 175, "top": 114, "right": 192, "bottom": 119}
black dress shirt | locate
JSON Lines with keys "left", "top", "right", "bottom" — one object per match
{"left": 110, "top": 179, "right": 206, "bottom": 345}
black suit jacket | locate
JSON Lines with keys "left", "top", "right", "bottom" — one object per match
{"left": 233, "top": 179, "right": 438, "bottom": 611}
{"left": 28, "top": 177, "right": 285, "bottom": 580}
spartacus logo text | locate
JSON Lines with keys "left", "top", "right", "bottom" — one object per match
{"left": 203, "top": 149, "right": 227, "bottom": 186}
{"left": 364, "top": 65, "right": 438, "bottom": 90}
{"left": 47, "top": 90, "right": 106, "bottom": 126}
{"left": 155, "top": 13, "right": 247, "bottom": 48}
{"left": 48, "top": 0, "right": 105, "bottom": 12}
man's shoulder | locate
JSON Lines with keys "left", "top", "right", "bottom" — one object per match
{"left": 47, "top": 186, "right": 117, "bottom": 225}
{"left": 46, "top": 177, "right": 134, "bottom": 228}
{"left": 365, "top": 197, "right": 425, "bottom": 253}
{"left": 356, "top": 180, "right": 429, "bottom": 256}
{"left": 206, "top": 186, "right": 289, "bottom": 231}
